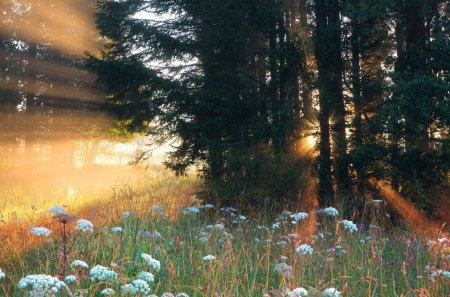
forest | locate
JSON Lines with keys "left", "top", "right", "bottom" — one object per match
{"left": 84, "top": 0, "right": 450, "bottom": 219}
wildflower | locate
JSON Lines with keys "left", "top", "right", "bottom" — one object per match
{"left": 89, "top": 265, "right": 118, "bottom": 281}
{"left": 161, "top": 293, "right": 175, "bottom": 297}
{"left": 141, "top": 253, "right": 161, "bottom": 271}
{"left": 277, "top": 240, "right": 288, "bottom": 247}
{"left": 322, "top": 288, "right": 341, "bottom": 297}
{"left": 279, "top": 210, "right": 293, "bottom": 219}
{"left": 176, "top": 293, "right": 190, "bottom": 297}
{"left": 321, "top": 207, "right": 339, "bottom": 217}
{"left": 272, "top": 222, "right": 281, "bottom": 230}
{"left": 214, "top": 223, "right": 225, "bottom": 230}
{"left": 53, "top": 213, "right": 77, "bottom": 224}
{"left": 122, "top": 211, "right": 131, "bottom": 218}
{"left": 183, "top": 207, "right": 200, "bottom": 214}
{"left": 122, "top": 279, "right": 151, "bottom": 295}
{"left": 0, "top": 268, "right": 5, "bottom": 280}
{"left": 71, "top": 260, "right": 89, "bottom": 269}
{"left": 136, "top": 271, "right": 155, "bottom": 283}
{"left": 292, "top": 287, "right": 308, "bottom": 296}
{"left": 64, "top": 275, "right": 77, "bottom": 283}
{"left": 296, "top": 244, "right": 313, "bottom": 255}
{"left": 273, "top": 262, "right": 293, "bottom": 279}
{"left": 101, "top": 288, "right": 116, "bottom": 295}
{"left": 203, "top": 255, "right": 216, "bottom": 261}
{"left": 31, "top": 227, "right": 52, "bottom": 237}
{"left": 291, "top": 212, "right": 309, "bottom": 222}
{"left": 238, "top": 215, "right": 246, "bottom": 221}
{"left": 199, "top": 237, "right": 208, "bottom": 244}
{"left": 111, "top": 227, "right": 123, "bottom": 233}
{"left": 18, "top": 274, "right": 69, "bottom": 296}
{"left": 340, "top": 220, "right": 358, "bottom": 233}
{"left": 153, "top": 205, "right": 164, "bottom": 213}
{"left": 203, "top": 204, "right": 214, "bottom": 209}
{"left": 48, "top": 206, "right": 65, "bottom": 214}
{"left": 75, "top": 219, "right": 94, "bottom": 233}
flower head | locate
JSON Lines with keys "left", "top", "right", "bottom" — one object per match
{"left": 291, "top": 212, "right": 309, "bottom": 222}
{"left": 64, "top": 275, "right": 77, "bottom": 283}
{"left": 183, "top": 207, "right": 200, "bottom": 214}
{"left": 31, "top": 227, "right": 52, "bottom": 237}
{"left": 0, "top": 268, "right": 5, "bottom": 280}
{"left": 18, "top": 274, "right": 69, "bottom": 296}
{"left": 71, "top": 260, "right": 89, "bottom": 269}
{"left": 321, "top": 207, "right": 339, "bottom": 217}
{"left": 340, "top": 220, "right": 358, "bottom": 233}
{"left": 203, "top": 255, "right": 216, "bottom": 261}
{"left": 101, "top": 288, "right": 116, "bottom": 295}
{"left": 111, "top": 227, "right": 123, "bottom": 233}
{"left": 322, "top": 288, "right": 341, "bottom": 297}
{"left": 141, "top": 253, "right": 161, "bottom": 271}
{"left": 136, "top": 271, "right": 155, "bottom": 283}
{"left": 89, "top": 265, "right": 118, "bottom": 281}
{"left": 296, "top": 244, "right": 313, "bottom": 255}
{"left": 48, "top": 206, "right": 65, "bottom": 214}
{"left": 292, "top": 287, "right": 308, "bottom": 296}
{"left": 122, "top": 279, "right": 151, "bottom": 295}
{"left": 75, "top": 219, "right": 94, "bottom": 233}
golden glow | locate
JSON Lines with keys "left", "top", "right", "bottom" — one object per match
{"left": 369, "top": 179, "right": 444, "bottom": 236}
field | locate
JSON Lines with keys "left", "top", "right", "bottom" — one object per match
{"left": 0, "top": 169, "right": 449, "bottom": 297}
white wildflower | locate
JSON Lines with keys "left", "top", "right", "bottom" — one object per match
{"left": 48, "top": 206, "right": 65, "bottom": 214}
{"left": 340, "top": 220, "right": 358, "bottom": 233}
{"left": 0, "top": 268, "right": 5, "bottom": 280}
{"left": 203, "top": 255, "right": 215, "bottom": 261}
{"left": 64, "top": 275, "right": 77, "bottom": 283}
{"left": 141, "top": 253, "right": 161, "bottom": 271}
{"left": 31, "top": 227, "right": 52, "bottom": 237}
{"left": 122, "top": 211, "right": 131, "bottom": 217}
{"left": 199, "top": 237, "right": 208, "bottom": 244}
{"left": 296, "top": 244, "right": 313, "bottom": 255}
{"left": 122, "top": 279, "right": 151, "bottom": 295}
{"left": 321, "top": 207, "right": 339, "bottom": 217}
{"left": 75, "top": 219, "right": 94, "bottom": 233}
{"left": 71, "top": 260, "right": 89, "bottom": 269}
{"left": 18, "top": 274, "right": 69, "bottom": 296}
{"left": 292, "top": 287, "right": 308, "bottom": 296}
{"left": 291, "top": 212, "right": 309, "bottom": 222}
{"left": 322, "top": 288, "right": 341, "bottom": 297}
{"left": 111, "top": 227, "right": 123, "bottom": 233}
{"left": 101, "top": 288, "right": 116, "bottom": 295}
{"left": 136, "top": 271, "right": 155, "bottom": 283}
{"left": 183, "top": 207, "right": 200, "bottom": 214}
{"left": 89, "top": 265, "right": 118, "bottom": 281}
{"left": 176, "top": 293, "right": 190, "bottom": 297}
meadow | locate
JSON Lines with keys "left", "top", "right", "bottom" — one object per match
{"left": 0, "top": 169, "right": 449, "bottom": 297}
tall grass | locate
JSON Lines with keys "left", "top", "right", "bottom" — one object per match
{"left": 0, "top": 181, "right": 449, "bottom": 296}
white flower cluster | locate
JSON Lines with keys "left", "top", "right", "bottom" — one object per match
{"left": 285, "top": 287, "right": 308, "bottom": 296}
{"left": 203, "top": 255, "right": 215, "bottom": 261}
{"left": 31, "top": 227, "right": 52, "bottom": 237}
{"left": 427, "top": 268, "right": 450, "bottom": 281}
{"left": 18, "top": 274, "right": 68, "bottom": 296}
{"left": 322, "top": 288, "right": 341, "bottom": 297}
{"left": 340, "top": 220, "right": 358, "bottom": 233}
{"left": 101, "top": 288, "right": 116, "bottom": 295}
{"left": 291, "top": 212, "right": 309, "bottom": 222}
{"left": 111, "top": 226, "right": 123, "bottom": 233}
{"left": 176, "top": 293, "right": 190, "bottom": 297}
{"left": 48, "top": 206, "right": 65, "bottom": 214}
{"left": 71, "top": 260, "right": 89, "bottom": 269}
{"left": 122, "top": 211, "right": 131, "bottom": 218}
{"left": 75, "top": 219, "right": 94, "bottom": 232}
{"left": 89, "top": 265, "right": 118, "bottom": 281}
{"left": 141, "top": 253, "right": 161, "bottom": 271}
{"left": 273, "top": 262, "right": 293, "bottom": 278}
{"left": 0, "top": 268, "right": 5, "bottom": 280}
{"left": 136, "top": 271, "right": 155, "bottom": 283}
{"left": 64, "top": 275, "right": 77, "bottom": 283}
{"left": 199, "top": 237, "right": 208, "bottom": 244}
{"left": 122, "top": 279, "right": 151, "bottom": 295}
{"left": 183, "top": 207, "right": 200, "bottom": 214}
{"left": 322, "top": 207, "right": 339, "bottom": 217}
{"left": 296, "top": 244, "right": 313, "bottom": 255}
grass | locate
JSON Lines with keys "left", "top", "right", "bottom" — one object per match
{"left": 0, "top": 172, "right": 449, "bottom": 296}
